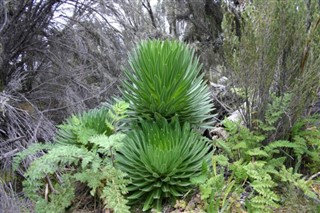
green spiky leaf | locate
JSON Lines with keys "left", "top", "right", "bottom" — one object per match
{"left": 117, "top": 118, "right": 212, "bottom": 211}
{"left": 121, "top": 40, "right": 214, "bottom": 128}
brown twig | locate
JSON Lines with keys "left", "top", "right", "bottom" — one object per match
{"left": 46, "top": 176, "right": 57, "bottom": 194}
{"left": 0, "top": 148, "right": 20, "bottom": 160}
{"left": 0, "top": 136, "right": 26, "bottom": 148}
{"left": 308, "top": 171, "right": 320, "bottom": 181}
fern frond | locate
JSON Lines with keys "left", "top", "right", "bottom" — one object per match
{"left": 12, "top": 143, "right": 54, "bottom": 171}
{"left": 25, "top": 145, "right": 101, "bottom": 182}
{"left": 89, "top": 133, "right": 126, "bottom": 154}
{"left": 24, "top": 174, "right": 75, "bottom": 213}
{"left": 230, "top": 160, "right": 248, "bottom": 181}
{"left": 264, "top": 157, "right": 287, "bottom": 174}
{"left": 105, "top": 99, "right": 129, "bottom": 131}
{"left": 214, "top": 139, "right": 232, "bottom": 156}
{"left": 265, "top": 140, "right": 304, "bottom": 156}
{"left": 246, "top": 148, "right": 269, "bottom": 158}
{"left": 253, "top": 93, "right": 292, "bottom": 133}
{"left": 23, "top": 144, "right": 130, "bottom": 212}
{"left": 212, "top": 154, "right": 229, "bottom": 167}
{"left": 243, "top": 162, "right": 280, "bottom": 211}
{"left": 55, "top": 100, "right": 128, "bottom": 147}
{"left": 277, "top": 166, "right": 317, "bottom": 199}
{"left": 199, "top": 174, "right": 225, "bottom": 200}
{"left": 250, "top": 195, "right": 280, "bottom": 212}
{"left": 232, "top": 141, "right": 248, "bottom": 150}
{"left": 101, "top": 167, "right": 130, "bottom": 213}
{"left": 73, "top": 165, "right": 130, "bottom": 213}
{"left": 41, "top": 175, "right": 75, "bottom": 213}
{"left": 55, "top": 107, "right": 110, "bottom": 146}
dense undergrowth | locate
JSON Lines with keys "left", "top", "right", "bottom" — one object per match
{"left": 4, "top": 0, "right": 320, "bottom": 212}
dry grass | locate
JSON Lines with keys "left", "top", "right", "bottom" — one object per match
{"left": 274, "top": 185, "right": 320, "bottom": 213}
{"left": 0, "top": 179, "right": 34, "bottom": 213}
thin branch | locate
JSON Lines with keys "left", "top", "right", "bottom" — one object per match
{"left": 0, "top": 148, "right": 20, "bottom": 160}
{"left": 308, "top": 171, "right": 320, "bottom": 181}
{"left": 0, "top": 0, "right": 8, "bottom": 33}
{"left": 142, "top": 0, "right": 157, "bottom": 28}
{"left": 0, "top": 136, "right": 26, "bottom": 148}
{"left": 42, "top": 80, "right": 118, "bottom": 113}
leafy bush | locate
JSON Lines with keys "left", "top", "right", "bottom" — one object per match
{"left": 116, "top": 118, "right": 212, "bottom": 211}
{"left": 191, "top": 157, "right": 239, "bottom": 213}
{"left": 290, "top": 115, "right": 320, "bottom": 173}
{"left": 210, "top": 120, "right": 318, "bottom": 212}
{"left": 222, "top": 0, "right": 320, "bottom": 135}
{"left": 13, "top": 101, "right": 130, "bottom": 213}
{"left": 121, "top": 40, "right": 214, "bottom": 128}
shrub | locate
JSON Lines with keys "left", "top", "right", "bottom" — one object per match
{"left": 13, "top": 101, "right": 130, "bottom": 213}
{"left": 222, "top": 0, "right": 320, "bottom": 136}
{"left": 210, "top": 120, "right": 318, "bottom": 212}
{"left": 121, "top": 40, "right": 214, "bottom": 129}
{"left": 116, "top": 118, "right": 212, "bottom": 211}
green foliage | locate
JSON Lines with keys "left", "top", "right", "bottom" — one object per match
{"left": 73, "top": 164, "right": 129, "bottom": 212}
{"left": 121, "top": 40, "right": 214, "bottom": 128}
{"left": 244, "top": 161, "right": 280, "bottom": 212}
{"left": 14, "top": 39, "right": 217, "bottom": 212}
{"left": 13, "top": 102, "right": 130, "bottom": 213}
{"left": 222, "top": 0, "right": 320, "bottom": 135}
{"left": 255, "top": 93, "right": 292, "bottom": 132}
{"left": 21, "top": 145, "right": 99, "bottom": 212}
{"left": 55, "top": 100, "right": 129, "bottom": 147}
{"left": 277, "top": 166, "right": 317, "bottom": 200}
{"left": 25, "top": 174, "right": 76, "bottom": 213}
{"left": 210, "top": 119, "right": 319, "bottom": 212}
{"left": 217, "top": 119, "right": 265, "bottom": 161}
{"left": 191, "top": 159, "right": 239, "bottom": 213}
{"left": 12, "top": 143, "right": 54, "bottom": 171}
{"left": 116, "top": 118, "right": 212, "bottom": 211}
{"left": 19, "top": 139, "right": 130, "bottom": 213}
{"left": 290, "top": 115, "right": 320, "bottom": 173}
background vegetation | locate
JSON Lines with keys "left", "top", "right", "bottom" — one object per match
{"left": 1, "top": 0, "right": 320, "bottom": 212}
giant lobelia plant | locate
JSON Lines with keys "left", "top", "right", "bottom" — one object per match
{"left": 121, "top": 40, "right": 214, "bottom": 128}
{"left": 116, "top": 117, "right": 212, "bottom": 211}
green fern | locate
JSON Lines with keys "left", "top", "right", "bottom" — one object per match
{"left": 26, "top": 174, "right": 76, "bottom": 213}
{"left": 99, "top": 167, "right": 130, "bottom": 212}
{"left": 24, "top": 145, "right": 102, "bottom": 190}
{"left": 211, "top": 119, "right": 318, "bottom": 212}
{"left": 89, "top": 133, "right": 126, "bottom": 155}
{"left": 16, "top": 101, "right": 130, "bottom": 213}
{"left": 22, "top": 138, "right": 129, "bottom": 212}
{"left": 55, "top": 100, "right": 128, "bottom": 147}
{"left": 256, "top": 93, "right": 292, "bottom": 132}
{"left": 13, "top": 143, "right": 54, "bottom": 171}
{"left": 105, "top": 99, "right": 130, "bottom": 131}
{"left": 21, "top": 146, "right": 93, "bottom": 212}
{"left": 291, "top": 115, "right": 320, "bottom": 172}
{"left": 244, "top": 162, "right": 280, "bottom": 212}
{"left": 277, "top": 166, "right": 317, "bottom": 200}
{"left": 73, "top": 165, "right": 130, "bottom": 212}
{"left": 216, "top": 119, "right": 265, "bottom": 161}
{"left": 229, "top": 159, "right": 247, "bottom": 181}
{"left": 191, "top": 159, "right": 238, "bottom": 212}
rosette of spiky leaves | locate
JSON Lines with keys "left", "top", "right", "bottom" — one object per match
{"left": 116, "top": 118, "right": 212, "bottom": 211}
{"left": 121, "top": 40, "right": 214, "bottom": 128}
{"left": 55, "top": 100, "right": 128, "bottom": 147}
